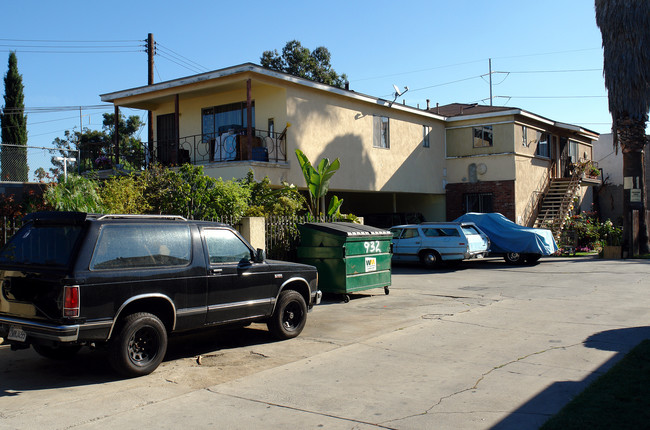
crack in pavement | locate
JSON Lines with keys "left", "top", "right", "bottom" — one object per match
{"left": 205, "top": 389, "right": 398, "bottom": 429}
{"left": 382, "top": 343, "right": 583, "bottom": 426}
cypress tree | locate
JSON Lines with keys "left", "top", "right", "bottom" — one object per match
{"left": 1, "top": 52, "right": 29, "bottom": 181}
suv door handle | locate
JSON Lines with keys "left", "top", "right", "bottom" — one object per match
{"left": 210, "top": 268, "right": 223, "bottom": 275}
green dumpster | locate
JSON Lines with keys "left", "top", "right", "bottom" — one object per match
{"left": 297, "top": 222, "right": 392, "bottom": 300}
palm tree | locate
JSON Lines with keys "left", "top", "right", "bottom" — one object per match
{"left": 595, "top": 0, "right": 650, "bottom": 255}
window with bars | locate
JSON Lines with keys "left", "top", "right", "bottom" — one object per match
{"left": 464, "top": 193, "right": 493, "bottom": 213}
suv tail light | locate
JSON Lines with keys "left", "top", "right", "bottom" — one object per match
{"left": 63, "top": 285, "right": 80, "bottom": 317}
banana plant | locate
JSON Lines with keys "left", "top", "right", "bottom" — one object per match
{"left": 295, "top": 149, "right": 343, "bottom": 218}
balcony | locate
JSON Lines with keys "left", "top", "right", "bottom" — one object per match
{"left": 81, "top": 128, "right": 287, "bottom": 174}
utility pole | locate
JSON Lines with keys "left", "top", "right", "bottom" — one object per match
{"left": 146, "top": 33, "right": 155, "bottom": 164}
{"left": 489, "top": 58, "right": 493, "bottom": 106}
{"left": 79, "top": 107, "right": 83, "bottom": 173}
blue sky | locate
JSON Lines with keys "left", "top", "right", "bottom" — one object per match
{"left": 1, "top": 0, "right": 620, "bottom": 160}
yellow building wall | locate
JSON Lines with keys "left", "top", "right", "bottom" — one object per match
{"left": 146, "top": 80, "right": 447, "bottom": 197}
{"left": 446, "top": 118, "right": 515, "bottom": 158}
{"left": 283, "top": 85, "right": 446, "bottom": 195}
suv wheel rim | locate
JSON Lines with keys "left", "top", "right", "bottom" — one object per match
{"left": 282, "top": 302, "right": 303, "bottom": 331}
{"left": 128, "top": 326, "right": 158, "bottom": 365}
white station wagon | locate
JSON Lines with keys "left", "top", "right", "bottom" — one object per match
{"left": 390, "top": 222, "right": 490, "bottom": 267}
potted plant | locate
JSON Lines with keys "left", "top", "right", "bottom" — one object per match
{"left": 600, "top": 220, "right": 622, "bottom": 259}
{"left": 587, "top": 164, "right": 600, "bottom": 178}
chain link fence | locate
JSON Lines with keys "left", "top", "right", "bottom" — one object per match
{"left": 0, "top": 144, "right": 79, "bottom": 182}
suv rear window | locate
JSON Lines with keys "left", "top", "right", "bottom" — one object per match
{"left": 0, "top": 223, "right": 83, "bottom": 266}
{"left": 90, "top": 224, "right": 191, "bottom": 270}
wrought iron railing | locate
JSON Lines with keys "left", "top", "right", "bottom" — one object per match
{"left": 79, "top": 129, "right": 287, "bottom": 171}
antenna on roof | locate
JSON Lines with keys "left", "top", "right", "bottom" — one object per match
{"left": 389, "top": 85, "right": 409, "bottom": 107}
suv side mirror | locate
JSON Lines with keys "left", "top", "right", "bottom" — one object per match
{"left": 254, "top": 248, "right": 266, "bottom": 263}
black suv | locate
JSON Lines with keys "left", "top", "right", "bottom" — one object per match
{"left": 0, "top": 212, "right": 320, "bottom": 377}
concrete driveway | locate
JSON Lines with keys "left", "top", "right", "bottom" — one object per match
{"left": 1, "top": 257, "right": 649, "bottom": 429}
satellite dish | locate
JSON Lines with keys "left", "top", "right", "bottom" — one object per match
{"left": 389, "top": 84, "right": 410, "bottom": 106}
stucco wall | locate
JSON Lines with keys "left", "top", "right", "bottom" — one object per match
{"left": 284, "top": 86, "right": 446, "bottom": 195}
{"left": 446, "top": 118, "right": 515, "bottom": 158}
{"left": 514, "top": 155, "right": 552, "bottom": 224}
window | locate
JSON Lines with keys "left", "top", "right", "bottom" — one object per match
{"left": 0, "top": 224, "right": 82, "bottom": 267}
{"left": 569, "top": 140, "right": 578, "bottom": 163}
{"left": 461, "top": 225, "right": 481, "bottom": 236}
{"left": 522, "top": 126, "right": 528, "bottom": 147}
{"left": 90, "top": 225, "right": 191, "bottom": 270}
{"left": 373, "top": 116, "right": 390, "bottom": 148}
{"left": 423, "top": 125, "right": 430, "bottom": 148}
{"left": 422, "top": 228, "right": 441, "bottom": 237}
{"left": 204, "top": 228, "right": 253, "bottom": 264}
{"left": 268, "top": 118, "right": 274, "bottom": 136}
{"left": 536, "top": 132, "right": 551, "bottom": 158}
{"left": 440, "top": 228, "right": 460, "bottom": 237}
{"left": 401, "top": 228, "right": 419, "bottom": 239}
{"left": 473, "top": 125, "right": 493, "bottom": 147}
{"left": 202, "top": 101, "right": 255, "bottom": 142}
{"left": 464, "top": 193, "right": 493, "bottom": 213}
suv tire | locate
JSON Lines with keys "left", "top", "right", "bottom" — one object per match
{"left": 109, "top": 312, "right": 168, "bottom": 377}
{"left": 267, "top": 290, "right": 307, "bottom": 340}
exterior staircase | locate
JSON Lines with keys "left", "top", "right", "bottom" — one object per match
{"left": 533, "top": 170, "right": 584, "bottom": 241}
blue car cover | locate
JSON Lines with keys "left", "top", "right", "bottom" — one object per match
{"left": 454, "top": 213, "right": 558, "bottom": 255}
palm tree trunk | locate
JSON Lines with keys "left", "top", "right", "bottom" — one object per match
{"left": 618, "top": 116, "right": 649, "bottom": 255}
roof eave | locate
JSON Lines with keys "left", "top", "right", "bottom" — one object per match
{"left": 100, "top": 62, "right": 446, "bottom": 121}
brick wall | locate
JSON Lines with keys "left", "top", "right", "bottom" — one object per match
{"left": 446, "top": 180, "right": 516, "bottom": 221}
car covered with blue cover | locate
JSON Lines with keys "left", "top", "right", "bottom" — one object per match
{"left": 454, "top": 213, "right": 557, "bottom": 264}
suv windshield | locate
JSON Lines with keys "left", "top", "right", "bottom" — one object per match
{"left": 0, "top": 223, "right": 83, "bottom": 266}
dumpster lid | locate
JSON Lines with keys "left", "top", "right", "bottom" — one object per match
{"left": 300, "top": 222, "right": 392, "bottom": 237}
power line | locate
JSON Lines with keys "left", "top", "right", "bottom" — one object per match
{"left": 354, "top": 59, "right": 486, "bottom": 82}
{"left": 509, "top": 68, "right": 602, "bottom": 74}
{"left": 156, "top": 52, "right": 205, "bottom": 74}
{"left": 0, "top": 49, "right": 142, "bottom": 54}
{"left": 0, "top": 38, "right": 141, "bottom": 43}
{"left": 354, "top": 48, "right": 601, "bottom": 83}
{"left": 3, "top": 105, "right": 112, "bottom": 114}
{"left": 509, "top": 95, "right": 607, "bottom": 99}
{"left": 0, "top": 43, "right": 142, "bottom": 49}
{"left": 492, "top": 47, "right": 601, "bottom": 61}
{"left": 155, "top": 43, "right": 208, "bottom": 72}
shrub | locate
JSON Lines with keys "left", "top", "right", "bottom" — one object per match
{"left": 43, "top": 174, "right": 104, "bottom": 213}
{"left": 100, "top": 174, "right": 150, "bottom": 214}
{"left": 561, "top": 211, "right": 621, "bottom": 250}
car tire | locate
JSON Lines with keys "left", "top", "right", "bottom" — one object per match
{"left": 33, "top": 344, "right": 82, "bottom": 360}
{"left": 109, "top": 312, "right": 167, "bottom": 377}
{"left": 267, "top": 290, "right": 307, "bottom": 340}
{"left": 504, "top": 252, "right": 525, "bottom": 265}
{"left": 525, "top": 254, "right": 542, "bottom": 264}
{"left": 420, "top": 250, "right": 441, "bottom": 268}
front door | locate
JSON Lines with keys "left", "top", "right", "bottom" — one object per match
{"left": 157, "top": 113, "right": 177, "bottom": 165}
